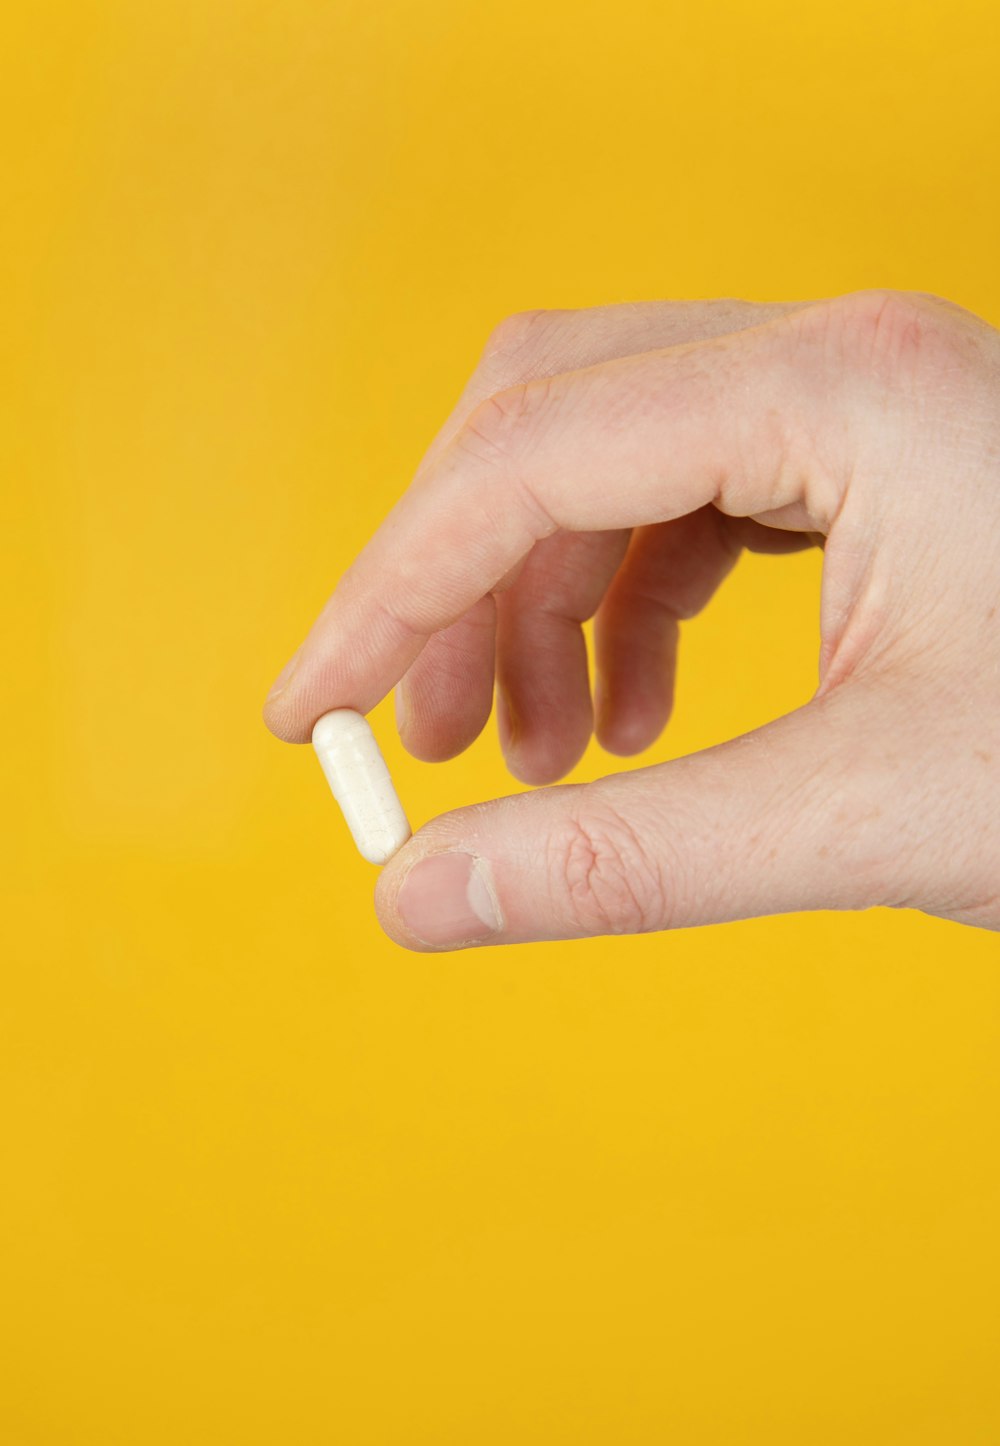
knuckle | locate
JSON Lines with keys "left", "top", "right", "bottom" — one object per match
{"left": 455, "top": 386, "right": 531, "bottom": 470}
{"left": 548, "top": 801, "right": 669, "bottom": 936}
{"left": 824, "top": 287, "right": 965, "bottom": 378}
{"left": 455, "top": 377, "right": 551, "bottom": 471}
{"left": 483, "top": 308, "right": 559, "bottom": 370}
{"left": 792, "top": 289, "right": 999, "bottom": 459}
{"left": 848, "top": 287, "right": 931, "bottom": 355}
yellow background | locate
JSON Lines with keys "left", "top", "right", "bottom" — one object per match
{"left": 3, "top": 1, "right": 999, "bottom": 1441}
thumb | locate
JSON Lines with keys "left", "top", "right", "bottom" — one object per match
{"left": 375, "top": 686, "right": 904, "bottom": 949}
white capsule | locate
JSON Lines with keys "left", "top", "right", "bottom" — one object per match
{"left": 311, "top": 709, "right": 411, "bottom": 865}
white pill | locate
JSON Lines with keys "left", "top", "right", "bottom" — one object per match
{"left": 311, "top": 709, "right": 411, "bottom": 865}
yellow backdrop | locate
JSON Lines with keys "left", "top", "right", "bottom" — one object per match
{"left": 3, "top": 2, "right": 999, "bottom": 1441}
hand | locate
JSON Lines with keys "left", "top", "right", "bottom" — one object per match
{"left": 263, "top": 291, "right": 1000, "bottom": 947}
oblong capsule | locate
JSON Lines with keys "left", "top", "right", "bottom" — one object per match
{"left": 311, "top": 709, "right": 411, "bottom": 865}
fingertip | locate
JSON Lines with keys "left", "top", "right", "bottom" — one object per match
{"left": 496, "top": 687, "right": 591, "bottom": 785}
{"left": 261, "top": 696, "right": 312, "bottom": 744}
{"left": 397, "top": 691, "right": 494, "bottom": 762}
{"left": 393, "top": 681, "right": 434, "bottom": 761}
{"left": 375, "top": 839, "right": 505, "bottom": 952}
{"left": 374, "top": 868, "right": 427, "bottom": 951}
{"left": 376, "top": 832, "right": 443, "bottom": 951}
{"left": 263, "top": 643, "right": 324, "bottom": 742}
{"left": 502, "top": 748, "right": 583, "bottom": 786}
{"left": 594, "top": 695, "right": 672, "bottom": 758}
{"left": 397, "top": 700, "right": 494, "bottom": 763}
{"left": 393, "top": 601, "right": 497, "bottom": 763}
{"left": 596, "top": 719, "right": 661, "bottom": 758}
{"left": 265, "top": 646, "right": 302, "bottom": 703}
{"left": 262, "top": 663, "right": 334, "bottom": 744}
{"left": 263, "top": 652, "right": 302, "bottom": 738}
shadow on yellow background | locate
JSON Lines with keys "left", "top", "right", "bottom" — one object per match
{"left": 3, "top": 2, "right": 999, "bottom": 1441}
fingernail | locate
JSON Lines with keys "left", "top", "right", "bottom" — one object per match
{"left": 394, "top": 682, "right": 410, "bottom": 735}
{"left": 396, "top": 851, "right": 503, "bottom": 948}
{"left": 498, "top": 686, "right": 520, "bottom": 746}
{"left": 266, "top": 647, "right": 302, "bottom": 702}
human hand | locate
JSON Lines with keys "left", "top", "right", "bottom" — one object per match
{"left": 263, "top": 291, "right": 1000, "bottom": 947}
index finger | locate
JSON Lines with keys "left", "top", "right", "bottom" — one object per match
{"left": 263, "top": 297, "right": 848, "bottom": 743}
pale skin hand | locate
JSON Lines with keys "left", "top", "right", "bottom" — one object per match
{"left": 263, "top": 290, "right": 1000, "bottom": 948}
